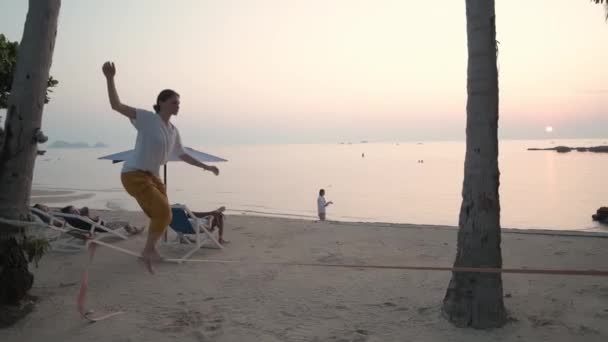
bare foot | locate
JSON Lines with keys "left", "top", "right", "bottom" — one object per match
{"left": 141, "top": 248, "right": 162, "bottom": 274}
{"left": 219, "top": 238, "right": 229, "bottom": 245}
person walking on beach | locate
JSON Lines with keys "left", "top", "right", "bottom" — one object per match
{"left": 102, "top": 61, "right": 219, "bottom": 272}
{"left": 317, "top": 189, "right": 333, "bottom": 221}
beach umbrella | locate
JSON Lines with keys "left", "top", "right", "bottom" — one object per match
{"left": 99, "top": 147, "right": 227, "bottom": 186}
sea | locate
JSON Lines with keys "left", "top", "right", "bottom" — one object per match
{"left": 31, "top": 138, "right": 608, "bottom": 232}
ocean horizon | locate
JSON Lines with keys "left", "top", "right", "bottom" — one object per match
{"left": 31, "top": 138, "right": 608, "bottom": 232}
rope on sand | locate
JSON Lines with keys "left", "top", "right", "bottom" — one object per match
{"left": 77, "top": 238, "right": 608, "bottom": 323}
{"left": 4, "top": 216, "right": 606, "bottom": 277}
{"left": 3, "top": 218, "right": 606, "bottom": 322}
{"left": 77, "top": 242, "right": 125, "bottom": 322}
{"left": 87, "top": 239, "right": 608, "bottom": 276}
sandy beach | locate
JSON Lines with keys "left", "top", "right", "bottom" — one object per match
{"left": 30, "top": 190, "right": 96, "bottom": 204}
{"left": 1, "top": 207, "right": 607, "bottom": 342}
{"left": 2, "top": 0, "right": 607, "bottom": 340}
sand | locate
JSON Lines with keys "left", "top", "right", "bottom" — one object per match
{"left": 30, "top": 189, "right": 95, "bottom": 204}
{"left": 1, "top": 209, "right": 608, "bottom": 342}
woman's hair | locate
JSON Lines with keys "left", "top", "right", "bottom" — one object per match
{"left": 80, "top": 207, "right": 90, "bottom": 217}
{"left": 60, "top": 205, "right": 76, "bottom": 214}
{"left": 153, "top": 89, "right": 180, "bottom": 113}
{"left": 33, "top": 203, "right": 50, "bottom": 212}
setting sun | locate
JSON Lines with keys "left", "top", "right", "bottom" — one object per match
{"left": 545, "top": 126, "right": 553, "bottom": 133}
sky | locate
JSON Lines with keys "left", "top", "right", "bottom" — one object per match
{"left": 0, "top": 0, "right": 607, "bottom": 146}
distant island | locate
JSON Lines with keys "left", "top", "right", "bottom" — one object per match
{"left": 527, "top": 145, "right": 608, "bottom": 153}
{"left": 48, "top": 141, "right": 108, "bottom": 148}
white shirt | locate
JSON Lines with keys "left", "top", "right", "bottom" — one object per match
{"left": 122, "top": 109, "right": 185, "bottom": 177}
{"left": 317, "top": 195, "right": 327, "bottom": 214}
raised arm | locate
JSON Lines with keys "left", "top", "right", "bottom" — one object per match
{"left": 102, "top": 61, "right": 136, "bottom": 119}
{"left": 179, "top": 153, "right": 220, "bottom": 176}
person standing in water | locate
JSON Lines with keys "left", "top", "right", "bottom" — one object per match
{"left": 317, "top": 189, "right": 333, "bottom": 221}
{"left": 102, "top": 61, "right": 219, "bottom": 272}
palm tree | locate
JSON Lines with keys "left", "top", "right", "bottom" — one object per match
{"left": 442, "top": 0, "right": 607, "bottom": 329}
{"left": 442, "top": 0, "right": 506, "bottom": 328}
{"left": 0, "top": 0, "right": 61, "bottom": 324}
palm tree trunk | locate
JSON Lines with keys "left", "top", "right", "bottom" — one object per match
{"left": 442, "top": 0, "right": 507, "bottom": 329}
{"left": 0, "top": 0, "right": 61, "bottom": 322}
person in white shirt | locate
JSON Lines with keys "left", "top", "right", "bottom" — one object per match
{"left": 102, "top": 61, "right": 219, "bottom": 273}
{"left": 317, "top": 189, "right": 333, "bottom": 221}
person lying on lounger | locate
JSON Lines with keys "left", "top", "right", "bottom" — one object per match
{"left": 32, "top": 204, "right": 142, "bottom": 235}
{"left": 32, "top": 203, "right": 65, "bottom": 227}
{"left": 191, "top": 206, "right": 228, "bottom": 244}
{"left": 60, "top": 205, "right": 143, "bottom": 235}
{"left": 60, "top": 205, "right": 101, "bottom": 221}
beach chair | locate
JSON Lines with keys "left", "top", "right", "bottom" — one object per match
{"left": 167, "top": 204, "right": 223, "bottom": 263}
{"left": 0, "top": 211, "right": 69, "bottom": 250}
{"left": 31, "top": 207, "right": 66, "bottom": 230}
{"left": 30, "top": 207, "right": 88, "bottom": 252}
{"left": 51, "top": 212, "right": 130, "bottom": 241}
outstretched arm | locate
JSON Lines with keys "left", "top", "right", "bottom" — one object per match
{"left": 102, "top": 61, "right": 136, "bottom": 119}
{"left": 179, "top": 153, "right": 220, "bottom": 176}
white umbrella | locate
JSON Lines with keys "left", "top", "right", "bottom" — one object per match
{"left": 99, "top": 147, "right": 227, "bottom": 186}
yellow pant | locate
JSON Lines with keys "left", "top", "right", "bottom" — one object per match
{"left": 121, "top": 171, "right": 171, "bottom": 233}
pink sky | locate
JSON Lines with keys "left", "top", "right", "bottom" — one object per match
{"left": 0, "top": 0, "right": 606, "bottom": 145}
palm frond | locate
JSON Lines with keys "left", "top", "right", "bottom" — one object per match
{"left": 591, "top": 0, "right": 608, "bottom": 20}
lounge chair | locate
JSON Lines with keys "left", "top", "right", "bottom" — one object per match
{"left": 30, "top": 207, "right": 87, "bottom": 252}
{"left": 31, "top": 207, "right": 66, "bottom": 229}
{"left": 166, "top": 204, "right": 223, "bottom": 263}
{"left": 31, "top": 208, "right": 130, "bottom": 251}
{"left": 51, "top": 212, "right": 130, "bottom": 241}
